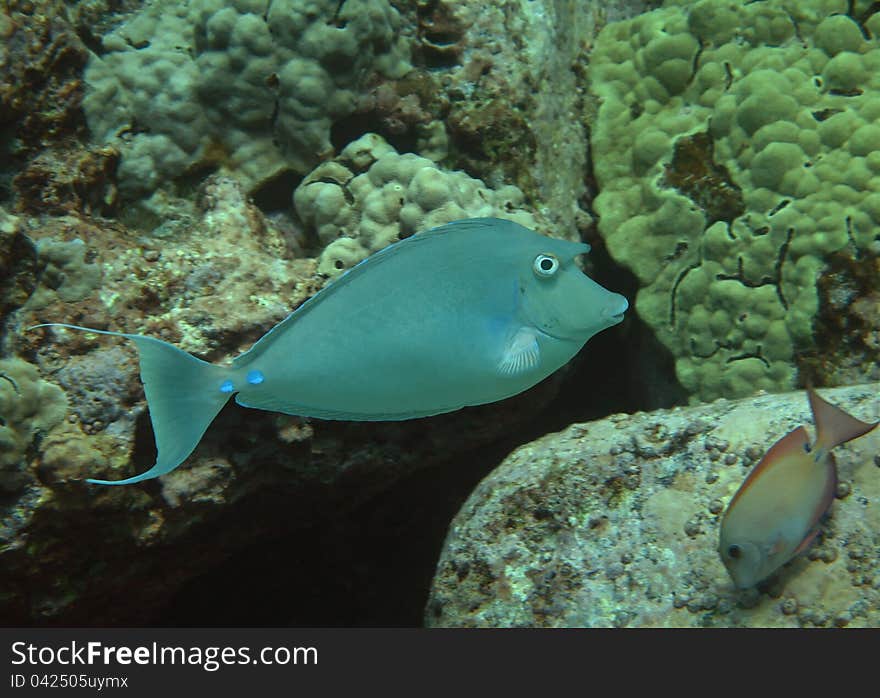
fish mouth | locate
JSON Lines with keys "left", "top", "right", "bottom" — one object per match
{"left": 605, "top": 294, "right": 629, "bottom": 325}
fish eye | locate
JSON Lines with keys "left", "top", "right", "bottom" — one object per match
{"left": 728, "top": 545, "right": 742, "bottom": 559}
{"left": 533, "top": 253, "right": 559, "bottom": 278}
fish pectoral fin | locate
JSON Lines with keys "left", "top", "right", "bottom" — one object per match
{"left": 497, "top": 326, "right": 541, "bottom": 376}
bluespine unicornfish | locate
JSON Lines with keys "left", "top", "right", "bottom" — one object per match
{"left": 34, "top": 218, "right": 628, "bottom": 485}
{"left": 719, "top": 388, "right": 879, "bottom": 589}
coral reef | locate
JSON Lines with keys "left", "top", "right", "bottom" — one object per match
{"left": 429, "top": 1, "right": 657, "bottom": 234}
{"left": 81, "top": 0, "right": 411, "bottom": 196}
{"left": 590, "top": 0, "right": 880, "bottom": 402}
{"left": 426, "top": 384, "right": 880, "bottom": 627}
{"left": 13, "top": 145, "right": 119, "bottom": 216}
{"left": 0, "top": 1, "right": 658, "bottom": 626}
{"left": 0, "top": 3, "right": 89, "bottom": 161}
{"left": 0, "top": 1, "right": 123, "bottom": 216}
{"left": 80, "top": 1, "right": 659, "bottom": 229}
{"left": 25, "top": 237, "right": 103, "bottom": 309}
{"left": 0, "top": 209, "right": 38, "bottom": 332}
{"left": 0, "top": 357, "right": 68, "bottom": 493}
{"left": 802, "top": 251, "right": 880, "bottom": 387}
{"left": 293, "top": 133, "right": 543, "bottom": 275}
{"left": 9, "top": 0, "right": 877, "bottom": 629}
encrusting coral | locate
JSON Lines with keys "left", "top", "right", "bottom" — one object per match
{"left": 590, "top": 0, "right": 880, "bottom": 401}
{"left": 82, "top": 0, "right": 411, "bottom": 196}
{"left": 293, "top": 133, "right": 546, "bottom": 276}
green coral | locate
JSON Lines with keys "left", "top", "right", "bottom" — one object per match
{"left": 591, "top": 0, "right": 880, "bottom": 401}
{"left": 0, "top": 359, "right": 67, "bottom": 492}
{"left": 83, "top": 0, "right": 411, "bottom": 196}
{"left": 294, "top": 134, "right": 543, "bottom": 277}
{"left": 24, "top": 238, "right": 102, "bottom": 310}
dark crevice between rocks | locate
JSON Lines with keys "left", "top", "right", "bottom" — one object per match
{"left": 157, "top": 161, "right": 219, "bottom": 206}
{"left": 0, "top": 231, "right": 38, "bottom": 347}
{"left": 580, "top": 126, "right": 601, "bottom": 209}
{"left": 582, "top": 125, "right": 688, "bottom": 412}
{"left": 847, "top": 0, "right": 880, "bottom": 39}
{"left": 0, "top": 169, "right": 13, "bottom": 206}
{"left": 73, "top": 22, "right": 105, "bottom": 56}
{"left": 330, "top": 112, "right": 420, "bottom": 156}
{"left": 252, "top": 169, "right": 303, "bottom": 214}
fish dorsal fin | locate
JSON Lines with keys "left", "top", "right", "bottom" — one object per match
{"left": 497, "top": 326, "right": 541, "bottom": 376}
{"left": 808, "top": 388, "right": 879, "bottom": 454}
{"left": 233, "top": 218, "right": 505, "bottom": 368}
{"left": 728, "top": 427, "right": 810, "bottom": 510}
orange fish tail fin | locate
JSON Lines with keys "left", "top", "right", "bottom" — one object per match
{"left": 808, "top": 388, "right": 879, "bottom": 453}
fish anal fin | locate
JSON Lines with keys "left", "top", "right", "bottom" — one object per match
{"left": 497, "top": 326, "right": 540, "bottom": 376}
{"left": 809, "top": 388, "right": 879, "bottom": 453}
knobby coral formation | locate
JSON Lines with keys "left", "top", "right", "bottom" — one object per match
{"left": 294, "top": 133, "right": 544, "bottom": 275}
{"left": 590, "top": 0, "right": 880, "bottom": 401}
{"left": 0, "top": 358, "right": 68, "bottom": 493}
{"left": 82, "top": 0, "right": 411, "bottom": 196}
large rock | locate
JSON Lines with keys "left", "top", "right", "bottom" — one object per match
{"left": 427, "top": 384, "right": 880, "bottom": 627}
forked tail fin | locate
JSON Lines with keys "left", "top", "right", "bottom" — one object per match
{"left": 32, "top": 324, "right": 233, "bottom": 485}
{"left": 808, "top": 387, "right": 879, "bottom": 455}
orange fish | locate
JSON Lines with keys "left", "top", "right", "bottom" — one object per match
{"left": 719, "top": 388, "right": 878, "bottom": 589}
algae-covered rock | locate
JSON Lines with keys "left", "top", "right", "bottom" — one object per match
{"left": 24, "top": 238, "right": 102, "bottom": 310}
{"left": 427, "top": 384, "right": 880, "bottom": 627}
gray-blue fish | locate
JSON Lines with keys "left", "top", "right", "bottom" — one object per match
{"left": 36, "top": 218, "right": 628, "bottom": 485}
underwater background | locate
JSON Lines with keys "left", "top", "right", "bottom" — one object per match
{"left": 0, "top": 0, "right": 878, "bottom": 627}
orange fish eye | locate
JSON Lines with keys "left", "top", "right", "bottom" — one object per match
{"left": 728, "top": 545, "right": 742, "bottom": 559}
